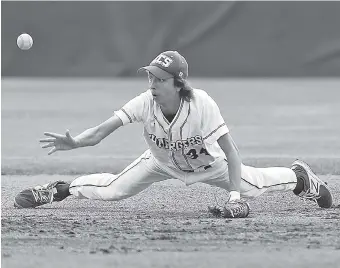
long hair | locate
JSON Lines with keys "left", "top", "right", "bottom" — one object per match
{"left": 174, "top": 77, "right": 194, "bottom": 102}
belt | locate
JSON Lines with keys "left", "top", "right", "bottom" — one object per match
{"left": 185, "top": 165, "right": 212, "bottom": 173}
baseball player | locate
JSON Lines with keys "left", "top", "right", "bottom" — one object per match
{"left": 14, "top": 51, "right": 333, "bottom": 218}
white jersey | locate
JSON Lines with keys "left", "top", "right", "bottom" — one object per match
{"left": 115, "top": 88, "right": 229, "bottom": 172}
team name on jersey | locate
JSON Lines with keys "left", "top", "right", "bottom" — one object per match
{"left": 149, "top": 134, "right": 203, "bottom": 151}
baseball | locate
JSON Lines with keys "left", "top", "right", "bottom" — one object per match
{"left": 17, "top": 33, "right": 33, "bottom": 50}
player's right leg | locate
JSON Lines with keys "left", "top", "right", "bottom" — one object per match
{"left": 14, "top": 150, "right": 171, "bottom": 208}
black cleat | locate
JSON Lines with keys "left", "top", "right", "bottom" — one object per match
{"left": 14, "top": 181, "right": 70, "bottom": 209}
{"left": 292, "top": 160, "right": 333, "bottom": 208}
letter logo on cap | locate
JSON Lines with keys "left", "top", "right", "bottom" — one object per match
{"left": 152, "top": 54, "right": 173, "bottom": 68}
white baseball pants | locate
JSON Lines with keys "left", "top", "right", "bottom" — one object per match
{"left": 69, "top": 150, "right": 297, "bottom": 201}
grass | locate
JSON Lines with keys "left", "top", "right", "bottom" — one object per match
{"left": 2, "top": 77, "right": 340, "bottom": 175}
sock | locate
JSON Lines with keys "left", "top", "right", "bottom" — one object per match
{"left": 54, "top": 182, "right": 71, "bottom": 200}
{"left": 293, "top": 177, "right": 304, "bottom": 195}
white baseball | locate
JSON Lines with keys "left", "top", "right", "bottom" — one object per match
{"left": 17, "top": 33, "right": 33, "bottom": 50}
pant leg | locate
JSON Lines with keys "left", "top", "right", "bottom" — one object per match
{"left": 202, "top": 161, "right": 297, "bottom": 198}
{"left": 240, "top": 164, "right": 297, "bottom": 198}
{"left": 69, "top": 150, "right": 171, "bottom": 201}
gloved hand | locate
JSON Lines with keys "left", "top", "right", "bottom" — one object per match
{"left": 208, "top": 191, "right": 250, "bottom": 218}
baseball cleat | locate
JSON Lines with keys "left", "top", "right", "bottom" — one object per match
{"left": 291, "top": 159, "right": 333, "bottom": 208}
{"left": 14, "top": 181, "right": 70, "bottom": 209}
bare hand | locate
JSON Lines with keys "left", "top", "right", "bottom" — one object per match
{"left": 40, "top": 129, "right": 77, "bottom": 155}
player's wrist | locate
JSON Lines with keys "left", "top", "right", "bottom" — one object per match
{"left": 72, "top": 137, "right": 79, "bottom": 147}
{"left": 229, "top": 191, "right": 241, "bottom": 202}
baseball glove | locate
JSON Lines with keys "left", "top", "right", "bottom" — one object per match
{"left": 208, "top": 200, "right": 250, "bottom": 218}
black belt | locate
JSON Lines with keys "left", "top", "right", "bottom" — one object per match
{"left": 185, "top": 165, "right": 212, "bottom": 173}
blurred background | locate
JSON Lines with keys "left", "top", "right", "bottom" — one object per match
{"left": 2, "top": 1, "right": 340, "bottom": 175}
{"left": 2, "top": 1, "right": 340, "bottom": 77}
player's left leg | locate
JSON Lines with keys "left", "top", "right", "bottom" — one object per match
{"left": 239, "top": 160, "right": 333, "bottom": 208}
{"left": 204, "top": 159, "right": 333, "bottom": 208}
{"left": 202, "top": 160, "right": 297, "bottom": 196}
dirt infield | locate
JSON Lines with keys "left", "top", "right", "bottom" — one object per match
{"left": 2, "top": 175, "right": 340, "bottom": 268}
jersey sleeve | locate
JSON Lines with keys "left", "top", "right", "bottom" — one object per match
{"left": 201, "top": 93, "right": 229, "bottom": 144}
{"left": 114, "top": 91, "right": 151, "bottom": 125}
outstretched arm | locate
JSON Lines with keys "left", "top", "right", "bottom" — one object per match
{"left": 40, "top": 114, "right": 123, "bottom": 155}
{"left": 217, "top": 132, "right": 242, "bottom": 200}
{"left": 74, "top": 115, "right": 123, "bottom": 147}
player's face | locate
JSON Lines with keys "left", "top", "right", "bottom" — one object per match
{"left": 148, "top": 73, "right": 178, "bottom": 105}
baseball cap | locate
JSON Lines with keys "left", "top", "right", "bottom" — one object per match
{"left": 138, "top": 51, "right": 188, "bottom": 80}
